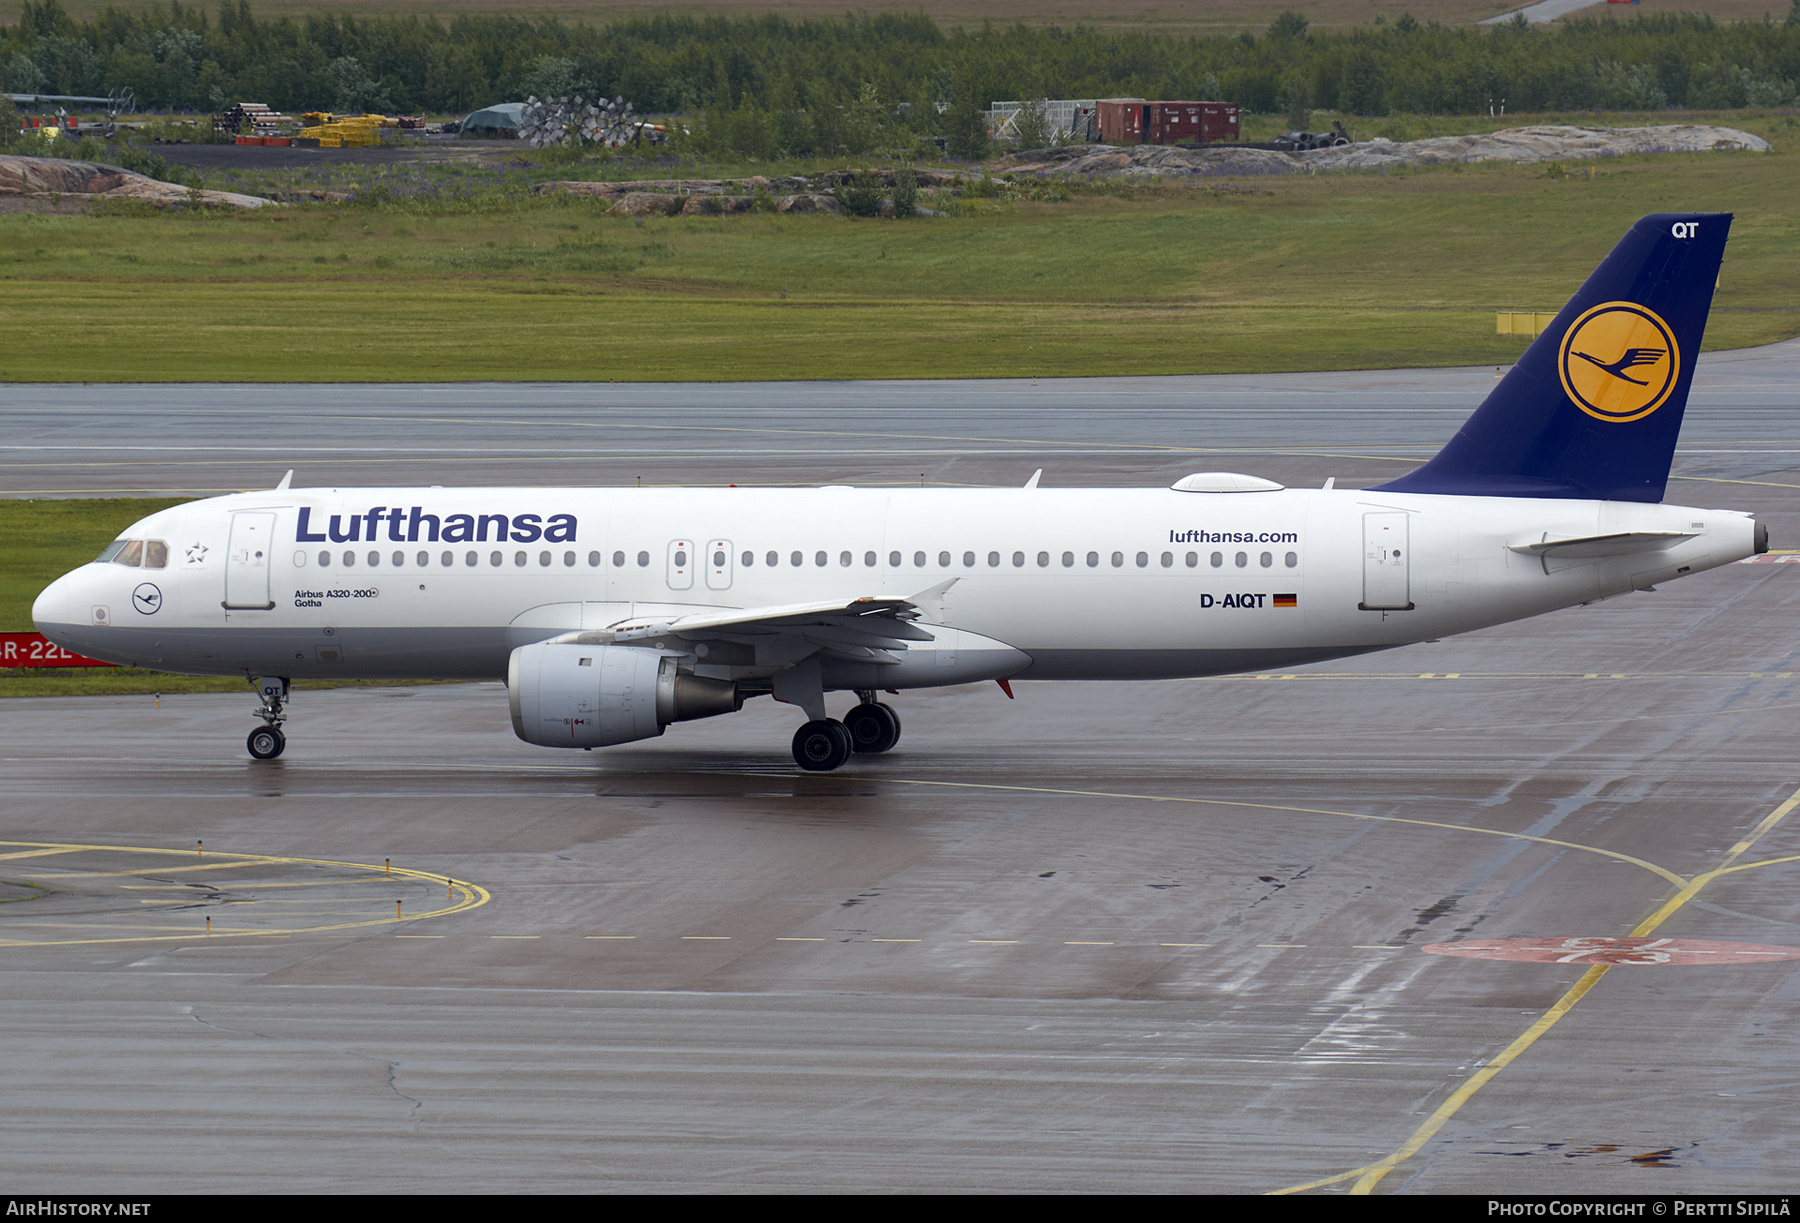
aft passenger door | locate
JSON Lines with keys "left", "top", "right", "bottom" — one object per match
{"left": 1360, "top": 512, "right": 1413, "bottom": 611}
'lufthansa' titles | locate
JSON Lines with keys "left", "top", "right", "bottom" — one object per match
{"left": 295, "top": 507, "right": 578, "bottom": 545}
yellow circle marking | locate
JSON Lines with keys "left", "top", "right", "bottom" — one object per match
{"left": 0, "top": 840, "right": 489, "bottom": 948}
{"left": 1558, "top": 301, "right": 1679, "bottom": 424}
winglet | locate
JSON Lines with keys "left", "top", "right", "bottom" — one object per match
{"left": 274, "top": 470, "right": 293, "bottom": 491}
{"left": 907, "top": 577, "right": 959, "bottom": 620}
{"left": 1372, "top": 213, "right": 1731, "bottom": 503}
{"left": 1023, "top": 469, "right": 1042, "bottom": 490}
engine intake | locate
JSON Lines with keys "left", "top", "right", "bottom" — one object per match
{"left": 508, "top": 642, "right": 741, "bottom": 749}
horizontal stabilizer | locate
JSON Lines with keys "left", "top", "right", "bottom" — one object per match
{"left": 1507, "top": 530, "right": 1696, "bottom": 559}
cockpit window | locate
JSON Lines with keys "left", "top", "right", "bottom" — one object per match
{"left": 97, "top": 538, "right": 169, "bottom": 567}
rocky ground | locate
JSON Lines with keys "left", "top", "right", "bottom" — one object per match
{"left": 0, "top": 124, "right": 1770, "bottom": 215}
{"left": 993, "top": 124, "right": 1769, "bottom": 177}
{"left": 535, "top": 167, "right": 961, "bottom": 216}
{"left": 0, "top": 153, "right": 276, "bottom": 211}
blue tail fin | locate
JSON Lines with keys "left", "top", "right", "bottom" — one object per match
{"left": 1372, "top": 213, "right": 1731, "bottom": 502}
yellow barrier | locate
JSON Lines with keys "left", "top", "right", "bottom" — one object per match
{"left": 1496, "top": 311, "right": 1558, "bottom": 337}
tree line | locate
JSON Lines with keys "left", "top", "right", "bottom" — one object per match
{"left": 3, "top": 0, "right": 1797, "bottom": 153}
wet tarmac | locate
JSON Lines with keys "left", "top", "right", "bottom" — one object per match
{"left": 3, "top": 354, "right": 1799, "bottom": 1192}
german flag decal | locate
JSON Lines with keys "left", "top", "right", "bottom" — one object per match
{"left": 1273, "top": 593, "right": 1298, "bottom": 608}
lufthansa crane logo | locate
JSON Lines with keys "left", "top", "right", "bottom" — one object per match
{"left": 1558, "top": 301, "right": 1680, "bottom": 424}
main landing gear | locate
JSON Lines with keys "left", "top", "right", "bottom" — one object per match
{"left": 246, "top": 675, "right": 289, "bottom": 760}
{"left": 790, "top": 693, "right": 902, "bottom": 772}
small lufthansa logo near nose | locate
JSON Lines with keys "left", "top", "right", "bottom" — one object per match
{"left": 132, "top": 583, "right": 163, "bottom": 615}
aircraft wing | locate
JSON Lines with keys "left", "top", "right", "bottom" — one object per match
{"left": 546, "top": 580, "right": 955, "bottom": 663}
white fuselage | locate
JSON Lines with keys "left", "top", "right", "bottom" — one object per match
{"left": 32, "top": 483, "right": 1757, "bottom": 688}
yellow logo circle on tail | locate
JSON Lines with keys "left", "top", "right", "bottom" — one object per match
{"left": 1558, "top": 302, "right": 1680, "bottom": 424}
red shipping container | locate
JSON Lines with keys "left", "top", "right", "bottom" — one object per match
{"left": 1097, "top": 99, "right": 1237, "bottom": 146}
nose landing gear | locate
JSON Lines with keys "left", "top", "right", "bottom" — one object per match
{"left": 246, "top": 675, "right": 289, "bottom": 759}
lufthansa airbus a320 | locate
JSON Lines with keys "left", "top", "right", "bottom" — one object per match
{"left": 33, "top": 213, "right": 1764, "bottom": 770}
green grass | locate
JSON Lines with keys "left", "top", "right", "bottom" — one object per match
{"left": 2, "top": 122, "right": 1797, "bottom": 382}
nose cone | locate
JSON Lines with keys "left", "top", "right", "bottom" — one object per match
{"left": 32, "top": 570, "right": 78, "bottom": 642}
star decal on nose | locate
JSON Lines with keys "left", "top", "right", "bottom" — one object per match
{"left": 185, "top": 542, "right": 209, "bottom": 564}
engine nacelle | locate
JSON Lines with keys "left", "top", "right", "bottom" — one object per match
{"left": 508, "top": 642, "right": 741, "bottom": 749}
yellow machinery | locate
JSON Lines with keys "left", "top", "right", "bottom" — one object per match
{"left": 296, "top": 113, "right": 399, "bottom": 148}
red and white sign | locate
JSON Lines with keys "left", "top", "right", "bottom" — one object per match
{"left": 0, "top": 632, "right": 115, "bottom": 668}
{"left": 1423, "top": 936, "right": 1800, "bottom": 966}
